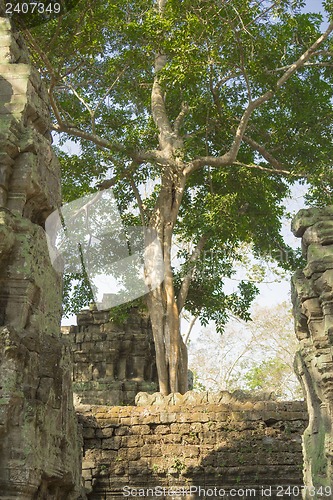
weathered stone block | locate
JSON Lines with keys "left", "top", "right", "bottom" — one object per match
{"left": 130, "top": 424, "right": 150, "bottom": 435}
{"left": 0, "top": 22, "right": 83, "bottom": 494}
{"left": 102, "top": 436, "right": 121, "bottom": 450}
{"left": 163, "top": 433, "right": 182, "bottom": 444}
{"left": 292, "top": 206, "right": 333, "bottom": 494}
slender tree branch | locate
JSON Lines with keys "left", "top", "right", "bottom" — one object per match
{"left": 66, "top": 80, "right": 94, "bottom": 116}
{"left": 129, "top": 177, "right": 146, "bottom": 226}
{"left": 25, "top": 26, "right": 137, "bottom": 158}
{"left": 52, "top": 118, "right": 169, "bottom": 168}
{"left": 157, "top": 0, "right": 167, "bottom": 13}
{"left": 231, "top": 4, "right": 253, "bottom": 38}
{"left": 232, "top": 161, "right": 300, "bottom": 177}
{"left": 23, "top": 27, "right": 58, "bottom": 80}
{"left": 243, "top": 0, "right": 280, "bottom": 30}
{"left": 52, "top": 122, "right": 126, "bottom": 152}
{"left": 94, "top": 66, "right": 128, "bottom": 115}
{"left": 186, "top": 89, "right": 276, "bottom": 173}
{"left": 312, "top": 50, "right": 333, "bottom": 57}
{"left": 215, "top": 71, "right": 242, "bottom": 90}
{"left": 270, "top": 61, "right": 333, "bottom": 72}
{"left": 174, "top": 102, "right": 190, "bottom": 136}
{"left": 233, "top": 23, "right": 252, "bottom": 102}
{"left": 242, "top": 135, "right": 285, "bottom": 170}
{"left": 276, "top": 21, "right": 333, "bottom": 87}
{"left": 185, "top": 19, "right": 333, "bottom": 176}
{"left": 49, "top": 78, "right": 66, "bottom": 127}
{"left": 61, "top": 59, "right": 86, "bottom": 78}
{"left": 70, "top": 191, "right": 103, "bottom": 220}
{"left": 96, "top": 162, "right": 142, "bottom": 190}
{"left": 49, "top": 15, "right": 63, "bottom": 49}
{"left": 177, "top": 235, "right": 209, "bottom": 313}
{"left": 184, "top": 315, "right": 198, "bottom": 346}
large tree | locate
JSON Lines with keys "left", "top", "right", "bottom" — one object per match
{"left": 24, "top": 0, "right": 333, "bottom": 394}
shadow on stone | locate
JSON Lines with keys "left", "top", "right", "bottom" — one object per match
{"left": 0, "top": 75, "right": 13, "bottom": 112}
{"left": 76, "top": 394, "right": 308, "bottom": 500}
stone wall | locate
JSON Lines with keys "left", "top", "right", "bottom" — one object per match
{"left": 0, "top": 15, "right": 83, "bottom": 499}
{"left": 292, "top": 207, "right": 333, "bottom": 496}
{"left": 76, "top": 392, "right": 307, "bottom": 500}
{"left": 63, "top": 305, "right": 158, "bottom": 405}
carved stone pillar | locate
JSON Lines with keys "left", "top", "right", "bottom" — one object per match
{"left": 292, "top": 207, "right": 333, "bottom": 498}
{"left": 0, "top": 16, "right": 83, "bottom": 499}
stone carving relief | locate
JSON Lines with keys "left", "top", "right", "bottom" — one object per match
{"left": 292, "top": 207, "right": 333, "bottom": 496}
{"left": 0, "top": 16, "right": 83, "bottom": 499}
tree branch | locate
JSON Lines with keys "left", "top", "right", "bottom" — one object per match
{"left": 151, "top": 0, "right": 177, "bottom": 154}
{"left": 49, "top": 78, "right": 66, "bottom": 127}
{"left": 243, "top": 1, "right": 280, "bottom": 30}
{"left": 242, "top": 135, "right": 285, "bottom": 170}
{"left": 66, "top": 79, "right": 94, "bottom": 117}
{"left": 185, "top": 20, "right": 333, "bottom": 176}
{"left": 96, "top": 162, "right": 142, "bottom": 190}
{"left": 94, "top": 66, "right": 128, "bottom": 115}
{"left": 186, "top": 88, "right": 277, "bottom": 173}
{"left": 232, "top": 161, "right": 299, "bottom": 177}
{"left": 151, "top": 52, "right": 173, "bottom": 151}
{"left": 215, "top": 71, "right": 242, "bottom": 90}
{"left": 177, "top": 235, "right": 209, "bottom": 313}
{"left": 129, "top": 177, "right": 146, "bottom": 226}
{"left": 270, "top": 61, "right": 333, "bottom": 72}
{"left": 23, "top": 27, "right": 59, "bottom": 80}
{"left": 275, "top": 21, "right": 333, "bottom": 87}
{"left": 183, "top": 314, "right": 198, "bottom": 346}
{"left": 49, "top": 15, "right": 63, "bottom": 50}
{"left": 174, "top": 102, "right": 190, "bottom": 136}
{"left": 52, "top": 122, "right": 126, "bottom": 152}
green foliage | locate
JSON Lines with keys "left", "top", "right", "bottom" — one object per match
{"left": 62, "top": 272, "right": 94, "bottom": 317}
{"left": 171, "top": 458, "right": 186, "bottom": 473}
{"left": 57, "top": 149, "right": 104, "bottom": 203}
{"left": 108, "top": 299, "right": 147, "bottom": 326}
{"left": 27, "top": 1, "right": 333, "bottom": 324}
{"left": 244, "top": 358, "right": 288, "bottom": 391}
{"left": 192, "top": 369, "right": 207, "bottom": 392}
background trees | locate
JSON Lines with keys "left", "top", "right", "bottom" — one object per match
{"left": 189, "top": 302, "right": 302, "bottom": 399}
{"left": 25, "top": 0, "right": 333, "bottom": 394}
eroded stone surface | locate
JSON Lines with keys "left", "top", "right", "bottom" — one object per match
{"left": 63, "top": 304, "right": 158, "bottom": 405}
{"left": 0, "top": 16, "right": 83, "bottom": 499}
{"left": 292, "top": 208, "right": 333, "bottom": 497}
{"left": 77, "top": 398, "right": 307, "bottom": 499}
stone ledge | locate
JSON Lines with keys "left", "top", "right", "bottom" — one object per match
{"left": 135, "top": 390, "right": 306, "bottom": 409}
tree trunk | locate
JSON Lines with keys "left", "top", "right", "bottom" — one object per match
{"left": 147, "top": 285, "right": 188, "bottom": 395}
{"left": 291, "top": 207, "right": 333, "bottom": 497}
{"left": 145, "top": 173, "right": 188, "bottom": 395}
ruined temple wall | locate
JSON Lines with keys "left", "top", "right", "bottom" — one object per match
{"left": 291, "top": 207, "right": 333, "bottom": 496}
{"left": 0, "top": 16, "right": 83, "bottom": 499}
{"left": 76, "top": 393, "right": 307, "bottom": 500}
{"left": 64, "top": 306, "right": 158, "bottom": 405}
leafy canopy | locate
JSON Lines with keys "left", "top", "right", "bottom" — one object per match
{"left": 27, "top": 0, "right": 333, "bottom": 324}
